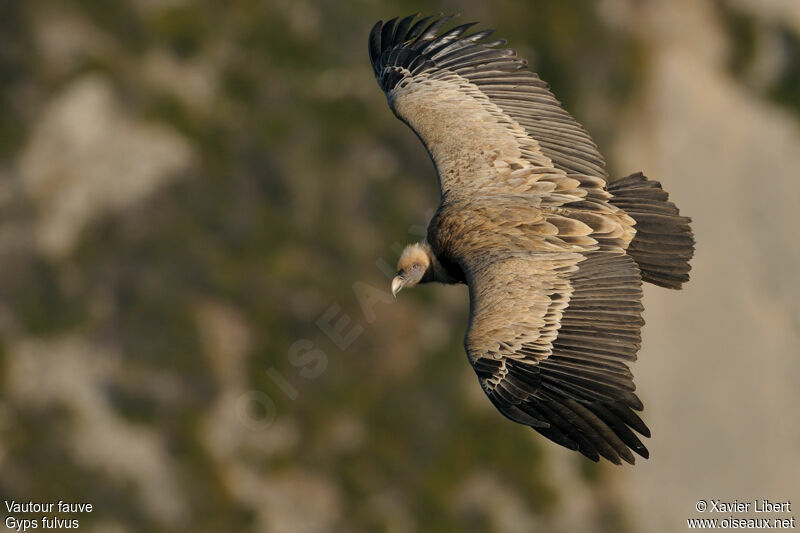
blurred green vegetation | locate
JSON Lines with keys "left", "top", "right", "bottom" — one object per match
{"left": 0, "top": 1, "right": 795, "bottom": 531}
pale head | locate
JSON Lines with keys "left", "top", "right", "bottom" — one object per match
{"left": 391, "top": 242, "right": 433, "bottom": 297}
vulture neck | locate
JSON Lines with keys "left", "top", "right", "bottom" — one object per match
{"left": 422, "top": 245, "right": 463, "bottom": 285}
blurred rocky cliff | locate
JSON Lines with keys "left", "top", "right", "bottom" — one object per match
{"left": 0, "top": 1, "right": 798, "bottom": 532}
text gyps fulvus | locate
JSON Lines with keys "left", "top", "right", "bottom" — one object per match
{"left": 369, "top": 14, "right": 694, "bottom": 464}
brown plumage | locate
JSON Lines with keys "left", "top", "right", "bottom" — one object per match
{"left": 370, "top": 14, "right": 694, "bottom": 464}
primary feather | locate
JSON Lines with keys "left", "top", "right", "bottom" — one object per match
{"left": 370, "top": 14, "right": 695, "bottom": 464}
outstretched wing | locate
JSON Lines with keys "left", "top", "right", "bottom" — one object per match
{"left": 462, "top": 245, "right": 649, "bottom": 465}
{"left": 369, "top": 14, "right": 608, "bottom": 198}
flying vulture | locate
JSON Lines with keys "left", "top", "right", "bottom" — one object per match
{"left": 369, "top": 14, "right": 694, "bottom": 464}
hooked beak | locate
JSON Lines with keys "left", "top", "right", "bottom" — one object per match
{"left": 391, "top": 268, "right": 423, "bottom": 298}
{"left": 391, "top": 276, "right": 404, "bottom": 298}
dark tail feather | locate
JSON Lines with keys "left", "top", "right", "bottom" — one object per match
{"left": 608, "top": 172, "right": 695, "bottom": 289}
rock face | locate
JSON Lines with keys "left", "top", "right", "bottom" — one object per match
{"left": 0, "top": 2, "right": 797, "bottom": 532}
{"left": 19, "top": 75, "right": 193, "bottom": 257}
{"left": 5, "top": 338, "right": 189, "bottom": 527}
{"left": 613, "top": 1, "right": 800, "bottom": 530}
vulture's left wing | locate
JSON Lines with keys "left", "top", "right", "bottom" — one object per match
{"left": 462, "top": 246, "right": 649, "bottom": 465}
{"left": 369, "top": 15, "right": 608, "bottom": 198}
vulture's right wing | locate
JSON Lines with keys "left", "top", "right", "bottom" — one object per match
{"left": 463, "top": 247, "right": 649, "bottom": 464}
{"left": 369, "top": 15, "right": 608, "bottom": 199}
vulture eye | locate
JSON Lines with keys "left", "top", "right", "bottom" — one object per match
{"left": 412, "top": 263, "right": 421, "bottom": 270}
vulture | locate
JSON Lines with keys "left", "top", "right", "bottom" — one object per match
{"left": 369, "top": 14, "right": 694, "bottom": 464}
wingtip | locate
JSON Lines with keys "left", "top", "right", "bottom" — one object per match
{"left": 368, "top": 20, "right": 383, "bottom": 64}
{"left": 606, "top": 452, "right": 623, "bottom": 466}
{"left": 582, "top": 448, "right": 601, "bottom": 462}
{"left": 637, "top": 445, "right": 650, "bottom": 460}
{"left": 618, "top": 447, "right": 636, "bottom": 465}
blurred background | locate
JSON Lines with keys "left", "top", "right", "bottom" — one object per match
{"left": 0, "top": 0, "right": 798, "bottom": 532}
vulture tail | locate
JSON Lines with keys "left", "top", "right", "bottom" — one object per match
{"left": 608, "top": 172, "right": 695, "bottom": 289}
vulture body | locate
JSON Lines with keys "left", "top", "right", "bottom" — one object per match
{"left": 370, "top": 15, "right": 694, "bottom": 464}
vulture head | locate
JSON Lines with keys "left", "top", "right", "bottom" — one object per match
{"left": 391, "top": 242, "right": 434, "bottom": 297}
